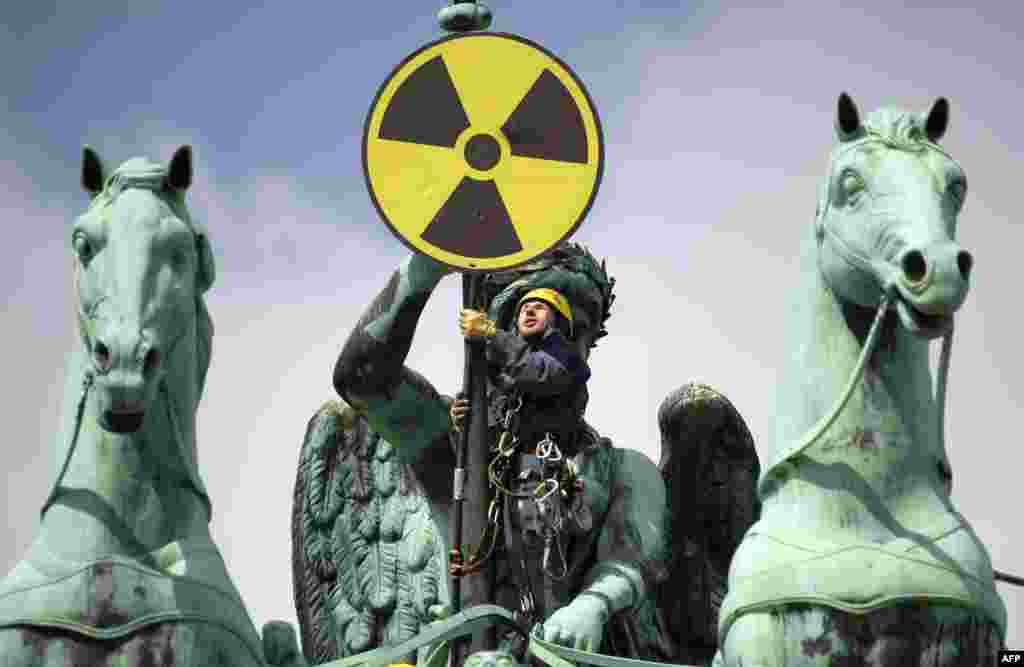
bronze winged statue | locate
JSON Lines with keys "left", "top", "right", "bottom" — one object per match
{"left": 291, "top": 243, "right": 760, "bottom": 666}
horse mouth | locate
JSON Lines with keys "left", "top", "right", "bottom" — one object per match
{"left": 894, "top": 298, "right": 953, "bottom": 338}
{"left": 99, "top": 410, "right": 146, "bottom": 433}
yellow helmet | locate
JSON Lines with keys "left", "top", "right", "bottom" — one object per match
{"left": 516, "top": 288, "right": 573, "bottom": 330}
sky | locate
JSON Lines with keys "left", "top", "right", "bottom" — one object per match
{"left": 2, "top": 0, "right": 1022, "bottom": 651}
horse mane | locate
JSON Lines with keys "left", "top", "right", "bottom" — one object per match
{"left": 771, "top": 224, "right": 825, "bottom": 454}
{"left": 814, "top": 106, "right": 951, "bottom": 231}
{"left": 860, "top": 108, "right": 935, "bottom": 152}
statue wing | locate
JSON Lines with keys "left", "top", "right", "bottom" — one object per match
{"left": 654, "top": 383, "right": 761, "bottom": 661}
{"left": 292, "top": 400, "right": 448, "bottom": 666}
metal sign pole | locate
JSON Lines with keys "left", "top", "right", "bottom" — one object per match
{"left": 439, "top": 10, "right": 496, "bottom": 667}
{"left": 450, "top": 270, "right": 495, "bottom": 667}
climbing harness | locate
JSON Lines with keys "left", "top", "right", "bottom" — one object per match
{"left": 450, "top": 391, "right": 585, "bottom": 585}
{"left": 449, "top": 393, "right": 523, "bottom": 578}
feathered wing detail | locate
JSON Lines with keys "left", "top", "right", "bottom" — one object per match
{"left": 293, "top": 401, "right": 347, "bottom": 665}
{"left": 655, "top": 383, "right": 761, "bottom": 663}
{"left": 292, "top": 400, "right": 447, "bottom": 666}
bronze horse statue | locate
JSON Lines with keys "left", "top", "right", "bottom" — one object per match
{"left": 0, "top": 147, "right": 303, "bottom": 666}
{"left": 715, "top": 94, "right": 1006, "bottom": 665}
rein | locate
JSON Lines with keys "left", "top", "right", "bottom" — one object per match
{"left": 40, "top": 371, "right": 95, "bottom": 517}
{"left": 756, "top": 285, "right": 905, "bottom": 497}
{"left": 757, "top": 275, "right": 962, "bottom": 499}
{"left": 38, "top": 368, "right": 202, "bottom": 521}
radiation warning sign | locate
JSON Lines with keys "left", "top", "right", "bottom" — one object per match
{"left": 363, "top": 32, "right": 604, "bottom": 271}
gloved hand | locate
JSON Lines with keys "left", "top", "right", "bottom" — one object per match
{"left": 450, "top": 395, "right": 470, "bottom": 433}
{"left": 459, "top": 308, "right": 497, "bottom": 340}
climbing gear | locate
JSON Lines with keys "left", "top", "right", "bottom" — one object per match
{"left": 450, "top": 392, "right": 523, "bottom": 577}
{"left": 449, "top": 496, "right": 503, "bottom": 577}
{"left": 451, "top": 391, "right": 584, "bottom": 583}
{"left": 517, "top": 288, "right": 574, "bottom": 330}
{"left": 505, "top": 493, "right": 540, "bottom": 628}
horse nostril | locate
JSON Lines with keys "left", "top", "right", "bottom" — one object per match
{"left": 94, "top": 341, "right": 111, "bottom": 372}
{"left": 143, "top": 347, "right": 160, "bottom": 376}
{"left": 957, "top": 250, "right": 973, "bottom": 280}
{"left": 901, "top": 249, "right": 928, "bottom": 284}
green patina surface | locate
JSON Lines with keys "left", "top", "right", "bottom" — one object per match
{"left": 0, "top": 147, "right": 303, "bottom": 666}
{"left": 716, "top": 94, "right": 1006, "bottom": 666}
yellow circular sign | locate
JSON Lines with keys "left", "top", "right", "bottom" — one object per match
{"left": 363, "top": 32, "right": 604, "bottom": 271}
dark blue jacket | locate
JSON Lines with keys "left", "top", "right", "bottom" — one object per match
{"left": 485, "top": 327, "right": 591, "bottom": 445}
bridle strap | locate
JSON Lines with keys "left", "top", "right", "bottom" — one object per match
{"left": 40, "top": 371, "right": 94, "bottom": 518}
{"left": 758, "top": 288, "right": 896, "bottom": 497}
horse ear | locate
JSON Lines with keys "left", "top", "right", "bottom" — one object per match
{"left": 195, "top": 232, "right": 216, "bottom": 293}
{"left": 166, "top": 145, "right": 193, "bottom": 191}
{"left": 924, "top": 97, "right": 949, "bottom": 142}
{"left": 835, "top": 92, "right": 864, "bottom": 141}
{"left": 81, "top": 146, "right": 105, "bottom": 196}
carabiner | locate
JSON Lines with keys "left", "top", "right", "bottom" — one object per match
{"left": 487, "top": 498, "right": 501, "bottom": 525}
{"left": 536, "top": 434, "right": 562, "bottom": 462}
{"left": 498, "top": 433, "right": 518, "bottom": 458}
{"left": 534, "top": 478, "right": 559, "bottom": 501}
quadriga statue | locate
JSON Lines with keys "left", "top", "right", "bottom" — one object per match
{"left": 291, "top": 243, "right": 761, "bottom": 666}
{"left": 0, "top": 147, "right": 303, "bottom": 666}
{"left": 714, "top": 94, "right": 1007, "bottom": 665}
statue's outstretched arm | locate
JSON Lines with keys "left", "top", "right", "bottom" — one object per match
{"left": 587, "top": 449, "right": 669, "bottom": 616}
{"left": 332, "top": 253, "right": 453, "bottom": 466}
{"left": 539, "top": 449, "right": 669, "bottom": 652}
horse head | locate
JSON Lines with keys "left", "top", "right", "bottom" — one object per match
{"left": 73, "top": 145, "right": 215, "bottom": 433}
{"left": 816, "top": 92, "right": 972, "bottom": 338}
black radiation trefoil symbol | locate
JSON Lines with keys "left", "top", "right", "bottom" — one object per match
{"left": 365, "top": 34, "right": 600, "bottom": 267}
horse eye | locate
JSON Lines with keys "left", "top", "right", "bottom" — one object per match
{"left": 72, "top": 233, "right": 93, "bottom": 263}
{"left": 837, "top": 172, "right": 865, "bottom": 208}
{"left": 840, "top": 172, "right": 864, "bottom": 195}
